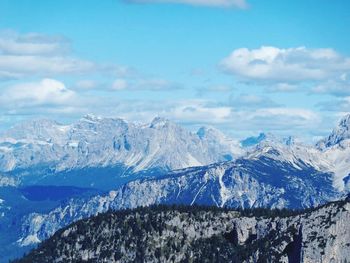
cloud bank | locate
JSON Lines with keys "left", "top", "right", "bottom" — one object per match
{"left": 0, "top": 31, "right": 127, "bottom": 80}
{"left": 221, "top": 46, "right": 350, "bottom": 83}
{"left": 0, "top": 79, "right": 76, "bottom": 108}
{"left": 220, "top": 46, "right": 350, "bottom": 98}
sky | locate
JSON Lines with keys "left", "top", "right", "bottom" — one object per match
{"left": 0, "top": 0, "right": 350, "bottom": 140}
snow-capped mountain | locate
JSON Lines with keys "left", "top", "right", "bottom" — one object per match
{"left": 245, "top": 137, "right": 331, "bottom": 172}
{"left": 242, "top": 114, "right": 350, "bottom": 192}
{"left": 0, "top": 115, "right": 241, "bottom": 189}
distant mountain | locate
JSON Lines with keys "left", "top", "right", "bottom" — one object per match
{"left": 238, "top": 114, "right": 350, "bottom": 193}
{"left": 0, "top": 115, "right": 241, "bottom": 189}
{"left": 13, "top": 197, "right": 350, "bottom": 263}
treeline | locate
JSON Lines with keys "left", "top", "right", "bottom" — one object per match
{"left": 86, "top": 203, "right": 308, "bottom": 220}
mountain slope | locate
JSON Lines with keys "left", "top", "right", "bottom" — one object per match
{"left": 18, "top": 153, "right": 339, "bottom": 247}
{"left": 13, "top": 198, "right": 350, "bottom": 263}
{"left": 316, "top": 114, "right": 350, "bottom": 191}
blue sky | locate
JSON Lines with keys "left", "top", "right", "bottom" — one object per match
{"left": 0, "top": 0, "right": 350, "bottom": 140}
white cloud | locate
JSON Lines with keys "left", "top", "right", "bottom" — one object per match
{"left": 312, "top": 77, "right": 350, "bottom": 97}
{"left": 317, "top": 97, "right": 350, "bottom": 112}
{"left": 229, "top": 93, "right": 280, "bottom": 109}
{"left": 227, "top": 107, "right": 321, "bottom": 136}
{"left": 75, "top": 80, "right": 98, "bottom": 90}
{"left": 250, "top": 108, "right": 318, "bottom": 122}
{"left": 112, "top": 79, "right": 128, "bottom": 90}
{"left": 95, "top": 99, "right": 232, "bottom": 126}
{"left": 0, "top": 78, "right": 76, "bottom": 107}
{"left": 0, "top": 70, "right": 22, "bottom": 80}
{"left": 0, "top": 87, "right": 322, "bottom": 139}
{"left": 110, "top": 78, "right": 181, "bottom": 91}
{"left": 0, "top": 31, "right": 129, "bottom": 80}
{"left": 0, "top": 30, "right": 69, "bottom": 56}
{"left": 0, "top": 55, "right": 96, "bottom": 77}
{"left": 0, "top": 31, "right": 96, "bottom": 78}
{"left": 172, "top": 101, "right": 231, "bottom": 123}
{"left": 197, "top": 84, "right": 232, "bottom": 96}
{"left": 128, "top": 0, "right": 248, "bottom": 8}
{"left": 221, "top": 46, "right": 350, "bottom": 83}
{"left": 136, "top": 78, "right": 181, "bottom": 91}
{"left": 94, "top": 98, "right": 319, "bottom": 136}
{"left": 207, "top": 85, "right": 232, "bottom": 92}
{"left": 267, "top": 83, "right": 299, "bottom": 93}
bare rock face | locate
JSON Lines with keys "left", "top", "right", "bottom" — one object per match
{"left": 300, "top": 201, "right": 350, "bottom": 263}
{"left": 230, "top": 198, "right": 350, "bottom": 263}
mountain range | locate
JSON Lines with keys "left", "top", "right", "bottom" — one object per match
{"left": 1, "top": 114, "right": 350, "bottom": 262}
{"left": 0, "top": 115, "right": 241, "bottom": 189}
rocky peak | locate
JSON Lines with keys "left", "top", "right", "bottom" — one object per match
{"left": 243, "top": 132, "right": 296, "bottom": 152}
{"left": 240, "top": 132, "right": 266, "bottom": 147}
{"left": 149, "top": 117, "right": 172, "bottom": 129}
{"left": 317, "top": 114, "right": 350, "bottom": 149}
{"left": 197, "top": 126, "right": 227, "bottom": 141}
{"left": 80, "top": 114, "right": 103, "bottom": 122}
{"left": 283, "top": 136, "right": 295, "bottom": 146}
{"left": 339, "top": 114, "right": 350, "bottom": 129}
